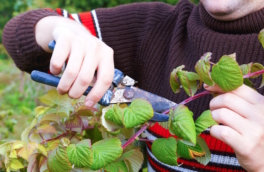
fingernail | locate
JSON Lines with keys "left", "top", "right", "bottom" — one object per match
{"left": 85, "top": 100, "right": 94, "bottom": 108}
{"left": 204, "top": 84, "right": 209, "bottom": 88}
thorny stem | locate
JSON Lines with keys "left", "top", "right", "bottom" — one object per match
{"left": 122, "top": 123, "right": 150, "bottom": 149}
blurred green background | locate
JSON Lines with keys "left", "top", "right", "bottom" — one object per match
{"left": 0, "top": 0, "right": 199, "bottom": 140}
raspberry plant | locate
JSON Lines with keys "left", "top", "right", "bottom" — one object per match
{"left": 1, "top": 30, "right": 264, "bottom": 172}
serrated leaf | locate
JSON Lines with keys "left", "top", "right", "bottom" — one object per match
{"left": 27, "top": 154, "right": 38, "bottom": 172}
{"left": 67, "top": 139, "right": 93, "bottom": 168}
{"left": 47, "top": 140, "right": 60, "bottom": 152}
{"left": 84, "top": 124, "right": 103, "bottom": 144}
{"left": 170, "top": 65, "right": 185, "bottom": 93}
{"left": 0, "top": 142, "right": 13, "bottom": 156}
{"left": 251, "top": 63, "right": 264, "bottom": 88}
{"left": 104, "top": 161, "right": 128, "bottom": 172}
{"left": 9, "top": 150, "right": 17, "bottom": 159}
{"left": 152, "top": 137, "right": 177, "bottom": 165}
{"left": 177, "top": 71, "right": 198, "bottom": 96}
{"left": 21, "top": 126, "right": 31, "bottom": 142}
{"left": 39, "top": 89, "right": 72, "bottom": 107}
{"left": 195, "top": 110, "right": 218, "bottom": 136}
{"left": 105, "top": 104, "right": 124, "bottom": 126}
{"left": 76, "top": 106, "right": 96, "bottom": 117}
{"left": 47, "top": 144, "right": 72, "bottom": 172}
{"left": 211, "top": 55, "right": 243, "bottom": 92}
{"left": 11, "top": 141, "right": 25, "bottom": 150}
{"left": 39, "top": 114, "right": 61, "bottom": 125}
{"left": 18, "top": 142, "right": 39, "bottom": 161}
{"left": 37, "top": 124, "right": 57, "bottom": 134}
{"left": 123, "top": 99, "right": 154, "bottom": 128}
{"left": 195, "top": 52, "right": 214, "bottom": 86}
{"left": 66, "top": 116, "right": 83, "bottom": 133}
{"left": 90, "top": 138, "right": 123, "bottom": 170}
{"left": 45, "top": 105, "right": 72, "bottom": 118}
{"left": 195, "top": 137, "right": 211, "bottom": 165}
{"left": 101, "top": 106, "right": 121, "bottom": 133}
{"left": 258, "top": 28, "right": 264, "bottom": 48}
{"left": 8, "top": 159, "right": 24, "bottom": 170}
{"left": 35, "top": 106, "right": 48, "bottom": 117}
{"left": 118, "top": 149, "right": 144, "bottom": 172}
{"left": 169, "top": 105, "right": 196, "bottom": 145}
{"left": 240, "top": 63, "right": 252, "bottom": 75}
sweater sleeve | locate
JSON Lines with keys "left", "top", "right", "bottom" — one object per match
{"left": 2, "top": 2, "right": 177, "bottom": 74}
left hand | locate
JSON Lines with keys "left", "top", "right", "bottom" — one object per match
{"left": 204, "top": 84, "right": 264, "bottom": 172}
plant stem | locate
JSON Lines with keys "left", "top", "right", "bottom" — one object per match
{"left": 162, "top": 90, "right": 211, "bottom": 114}
{"left": 243, "top": 69, "right": 264, "bottom": 78}
{"left": 138, "top": 138, "right": 154, "bottom": 142}
{"left": 41, "top": 132, "right": 70, "bottom": 144}
{"left": 122, "top": 123, "right": 150, "bottom": 149}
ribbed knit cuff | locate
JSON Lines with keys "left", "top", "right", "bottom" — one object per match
{"left": 3, "top": 9, "right": 59, "bottom": 73}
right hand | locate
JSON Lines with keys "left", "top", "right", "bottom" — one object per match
{"left": 36, "top": 16, "right": 114, "bottom": 107}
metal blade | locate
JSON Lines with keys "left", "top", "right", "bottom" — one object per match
{"left": 110, "top": 87, "right": 177, "bottom": 113}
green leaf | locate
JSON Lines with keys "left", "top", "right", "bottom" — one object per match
{"left": 240, "top": 63, "right": 254, "bottom": 87}
{"left": 211, "top": 55, "right": 243, "bottom": 92}
{"left": 47, "top": 144, "right": 72, "bottom": 172}
{"left": 169, "top": 105, "right": 196, "bottom": 145}
{"left": 118, "top": 149, "right": 144, "bottom": 172}
{"left": 123, "top": 99, "right": 154, "bottom": 128}
{"left": 170, "top": 65, "right": 185, "bottom": 93}
{"left": 177, "top": 140, "right": 205, "bottom": 160}
{"left": 8, "top": 159, "right": 24, "bottom": 171}
{"left": 101, "top": 106, "right": 123, "bottom": 134}
{"left": 90, "top": 138, "right": 123, "bottom": 170}
{"left": 0, "top": 142, "right": 12, "bottom": 155}
{"left": 39, "top": 114, "right": 61, "bottom": 125}
{"left": 195, "top": 52, "right": 214, "bottom": 86}
{"left": 177, "top": 71, "right": 198, "bottom": 96}
{"left": 152, "top": 137, "right": 178, "bottom": 165}
{"left": 67, "top": 139, "right": 93, "bottom": 168}
{"left": 104, "top": 161, "right": 128, "bottom": 172}
{"left": 251, "top": 63, "right": 264, "bottom": 88}
{"left": 105, "top": 104, "right": 124, "bottom": 126}
{"left": 39, "top": 89, "right": 72, "bottom": 107}
{"left": 195, "top": 110, "right": 218, "bottom": 136}
{"left": 84, "top": 124, "right": 103, "bottom": 144}
{"left": 240, "top": 63, "right": 252, "bottom": 75}
{"left": 195, "top": 137, "right": 211, "bottom": 165}
{"left": 258, "top": 28, "right": 264, "bottom": 48}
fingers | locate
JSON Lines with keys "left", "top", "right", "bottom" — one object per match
{"left": 85, "top": 48, "right": 114, "bottom": 107}
{"left": 210, "top": 92, "right": 253, "bottom": 118}
{"left": 210, "top": 125, "right": 245, "bottom": 154}
{"left": 68, "top": 49, "right": 96, "bottom": 99}
{"left": 58, "top": 42, "right": 85, "bottom": 95}
{"left": 205, "top": 84, "right": 263, "bottom": 105}
{"left": 49, "top": 36, "right": 70, "bottom": 75}
{"left": 211, "top": 108, "right": 249, "bottom": 134}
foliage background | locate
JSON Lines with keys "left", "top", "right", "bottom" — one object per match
{"left": 0, "top": 0, "right": 199, "bottom": 140}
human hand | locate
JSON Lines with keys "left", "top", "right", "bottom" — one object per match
{"left": 204, "top": 84, "right": 264, "bottom": 172}
{"left": 36, "top": 16, "right": 114, "bottom": 107}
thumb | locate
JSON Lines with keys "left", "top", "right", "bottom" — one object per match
{"left": 204, "top": 83, "right": 225, "bottom": 93}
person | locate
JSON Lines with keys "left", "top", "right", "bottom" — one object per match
{"left": 3, "top": 0, "right": 264, "bottom": 171}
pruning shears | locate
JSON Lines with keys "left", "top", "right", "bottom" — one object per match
{"left": 31, "top": 41, "right": 178, "bottom": 122}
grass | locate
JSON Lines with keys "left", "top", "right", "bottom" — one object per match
{"left": 0, "top": 58, "right": 47, "bottom": 139}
